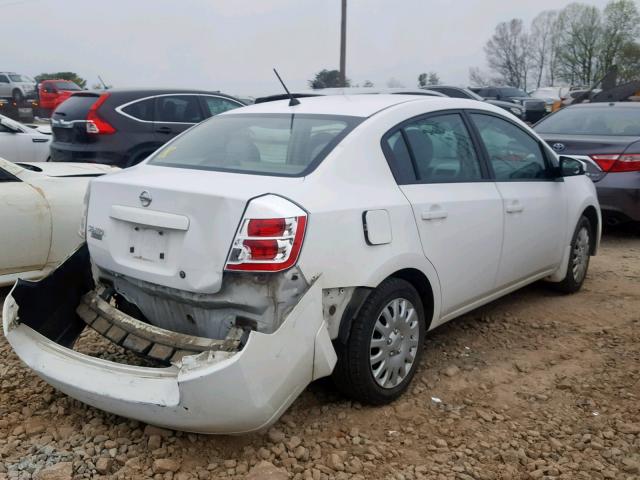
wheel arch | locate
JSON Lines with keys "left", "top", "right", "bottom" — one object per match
{"left": 125, "top": 142, "right": 163, "bottom": 167}
{"left": 581, "top": 205, "right": 600, "bottom": 255}
{"left": 389, "top": 268, "right": 435, "bottom": 330}
{"left": 337, "top": 265, "right": 439, "bottom": 345}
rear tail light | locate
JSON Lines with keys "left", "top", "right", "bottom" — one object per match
{"left": 225, "top": 216, "right": 307, "bottom": 272}
{"left": 591, "top": 154, "right": 640, "bottom": 173}
{"left": 86, "top": 94, "right": 116, "bottom": 135}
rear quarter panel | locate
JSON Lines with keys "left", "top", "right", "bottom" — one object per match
{"left": 28, "top": 176, "right": 90, "bottom": 266}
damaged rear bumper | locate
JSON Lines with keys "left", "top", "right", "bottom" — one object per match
{"left": 2, "top": 247, "right": 337, "bottom": 434}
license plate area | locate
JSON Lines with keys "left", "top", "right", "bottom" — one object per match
{"left": 129, "top": 226, "right": 168, "bottom": 263}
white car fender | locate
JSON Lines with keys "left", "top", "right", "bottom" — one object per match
{"left": 547, "top": 176, "right": 601, "bottom": 282}
{"left": 363, "top": 250, "right": 443, "bottom": 330}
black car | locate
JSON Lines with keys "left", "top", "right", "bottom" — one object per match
{"left": 426, "top": 85, "right": 525, "bottom": 120}
{"left": 50, "top": 89, "right": 245, "bottom": 167}
{"left": 534, "top": 102, "right": 640, "bottom": 226}
{"left": 470, "top": 86, "right": 547, "bottom": 123}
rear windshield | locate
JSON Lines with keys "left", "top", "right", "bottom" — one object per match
{"left": 535, "top": 106, "right": 640, "bottom": 136}
{"left": 500, "top": 88, "right": 528, "bottom": 97}
{"left": 52, "top": 94, "right": 98, "bottom": 118}
{"left": 52, "top": 81, "right": 81, "bottom": 91}
{"left": 148, "top": 113, "right": 362, "bottom": 176}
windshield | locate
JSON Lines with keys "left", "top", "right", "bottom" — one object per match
{"left": 149, "top": 113, "right": 363, "bottom": 176}
{"left": 8, "top": 74, "right": 31, "bottom": 83}
{"left": 465, "top": 89, "right": 484, "bottom": 101}
{"left": 52, "top": 81, "right": 81, "bottom": 91}
{"left": 535, "top": 106, "right": 640, "bottom": 136}
{"left": 501, "top": 88, "right": 528, "bottom": 97}
{"left": 0, "top": 114, "right": 24, "bottom": 131}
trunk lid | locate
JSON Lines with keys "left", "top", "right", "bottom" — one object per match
{"left": 538, "top": 133, "right": 637, "bottom": 182}
{"left": 87, "top": 164, "right": 305, "bottom": 294}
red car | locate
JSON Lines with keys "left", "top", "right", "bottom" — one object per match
{"left": 38, "top": 79, "right": 82, "bottom": 113}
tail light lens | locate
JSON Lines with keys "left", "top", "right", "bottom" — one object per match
{"left": 86, "top": 94, "right": 116, "bottom": 134}
{"left": 591, "top": 154, "right": 640, "bottom": 173}
{"left": 225, "top": 216, "right": 307, "bottom": 272}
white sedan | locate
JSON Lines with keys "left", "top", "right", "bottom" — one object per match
{"left": 0, "top": 158, "right": 117, "bottom": 286}
{"left": 4, "top": 95, "right": 600, "bottom": 433}
{"left": 0, "top": 114, "right": 51, "bottom": 163}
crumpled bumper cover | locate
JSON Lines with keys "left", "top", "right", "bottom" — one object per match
{"left": 2, "top": 246, "right": 337, "bottom": 434}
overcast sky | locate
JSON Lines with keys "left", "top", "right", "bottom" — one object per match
{"left": 1, "top": 0, "right": 615, "bottom": 97}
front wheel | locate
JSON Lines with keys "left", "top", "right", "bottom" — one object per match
{"left": 332, "top": 278, "right": 426, "bottom": 405}
{"left": 553, "top": 216, "right": 592, "bottom": 294}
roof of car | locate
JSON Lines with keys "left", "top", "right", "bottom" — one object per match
{"left": 563, "top": 102, "right": 640, "bottom": 109}
{"left": 225, "top": 94, "right": 486, "bottom": 118}
{"left": 81, "top": 88, "right": 239, "bottom": 97}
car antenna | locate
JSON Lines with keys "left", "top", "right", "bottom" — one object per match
{"left": 273, "top": 68, "right": 300, "bottom": 106}
{"left": 98, "top": 75, "right": 109, "bottom": 90}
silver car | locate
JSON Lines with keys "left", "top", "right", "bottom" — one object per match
{"left": 0, "top": 72, "right": 36, "bottom": 102}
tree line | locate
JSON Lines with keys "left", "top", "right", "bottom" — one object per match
{"left": 471, "top": 0, "right": 640, "bottom": 89}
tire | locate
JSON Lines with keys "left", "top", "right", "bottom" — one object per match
{"left": 125, "top": 150, "right": 153, "bottom": 168}
{"left": 553, "top": 215, "right": 593, "bottom": 294}
{"left": 332, "top": 277, "right": 426, "bottom": 405}
{"left": 12, "top": 89, "right": 23, "bottom": 103}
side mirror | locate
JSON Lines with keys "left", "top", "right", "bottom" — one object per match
{"left": 559, "top": 156, "right": 585, "bottom": 177}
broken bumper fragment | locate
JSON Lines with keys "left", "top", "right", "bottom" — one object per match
{"left": 2, "top": 246, "right": 337, "bottom": 434}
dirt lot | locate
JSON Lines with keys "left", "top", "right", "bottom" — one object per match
{"left": 1, "top": 230, "right": 639, "bottom": 480}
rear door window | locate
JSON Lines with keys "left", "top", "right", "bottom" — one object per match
{"left": 121, "top": 98, "right": 155, "bottom": 122}
{"left": 155, "top": 95, "right": 204, "bottom": 123}
{"left": 0, "top": 75, "right": 9, "bottom": 84}
{"left": 403, "top": 114, "right": 482, "bottom": 182}
{"left": 202, "top": 96, "right": 242, "bottom": 116}
{"left": 0, "top": 167, "right": 19, "bottom": 182}
{"left": 438, "top": 88, "right": 468, "bottom": 99}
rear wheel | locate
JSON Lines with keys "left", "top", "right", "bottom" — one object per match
{"left": 125, "top": 150, "right": 154, "bottom": 168}
{"left": 554, "top": 216, "right": 592, "bottom": 293}
{"left": 12, "top": 89, "right": 23, "bottom": 103}
{"left": 332, "top": 278, "right": 426, "bottom": 404}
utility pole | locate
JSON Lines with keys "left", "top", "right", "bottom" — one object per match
{"left": 339, "top": 0, "right": 347, "bottom": 87}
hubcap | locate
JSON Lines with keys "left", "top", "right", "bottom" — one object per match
{"left": 572, "top": 227, "right": 590, "bottom": 283}
{"left": 369, "top": 298, "right": 419, "bottom": 389}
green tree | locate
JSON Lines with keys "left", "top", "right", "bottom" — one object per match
{"left": 34, "top": 72, "right": 87, "bottom": 88}
{"left": 556, "top": 4, "right": 602, "bottom": 85}
{"left": 529, "top": 10, "right": 560, "bottom": 88}
{"left": 617, "top": 42, "right": 640, "bottom": 82}
{"left": 484, "top": 19, "right": 529, "bottom": 88}
{"left": 309, "top": 69, "right": 350, "bottom": 89}
{"left": 599, "top": 0, "right": 640, "bottom": 76}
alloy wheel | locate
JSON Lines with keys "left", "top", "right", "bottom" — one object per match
{"left": 369, "top": 298, "right": 420, "bottom": 388}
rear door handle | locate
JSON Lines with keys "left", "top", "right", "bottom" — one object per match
{"left": 155, "top": 126, "right": 172, "bottom": 134}
{"left": 505, "top": 200, "right": 524, "bottom": 214}
{"left": 32, "top": 138, "right": 49, "bottom": 143}
{"left": 421, "top": 209, "right": 448, "bottom": 221}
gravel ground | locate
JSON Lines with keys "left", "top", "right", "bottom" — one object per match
{"left": 0, "top": 229, "right": 639, "bottom": 480}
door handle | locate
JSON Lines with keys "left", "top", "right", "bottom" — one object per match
{"left": 505, "top": 200, "right": 524, "bottom": 214}
{"left": 155, "top": 126, "right": 172, "bottom": 134}
{"left": 421, "top": 209, "right": 448, "bottom": 221}
{"left": 32, "top": 138, "right": 49, "bottom": 143}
